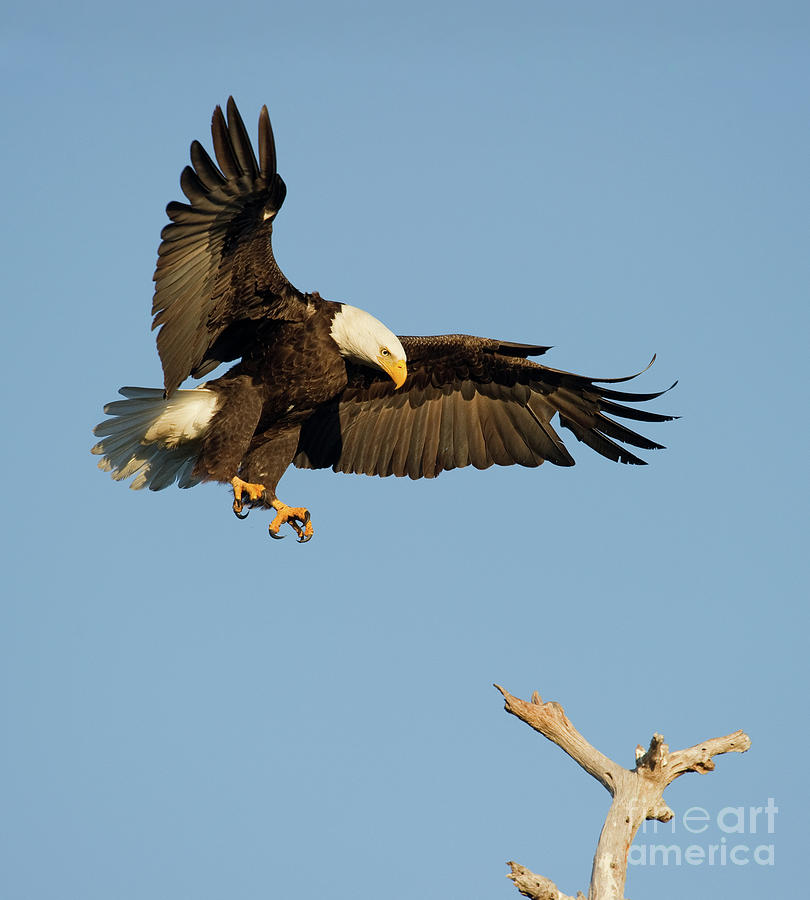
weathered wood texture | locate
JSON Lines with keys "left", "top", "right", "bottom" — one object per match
{"left": 495, "top": 685, "right": 750, "bottom": 900}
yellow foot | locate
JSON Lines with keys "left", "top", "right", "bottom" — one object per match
{"left": 268, "top": 499, "right": 314, "bottom": 543}
{"left": 231, "top": 476, "right": 267, "bottom": 519}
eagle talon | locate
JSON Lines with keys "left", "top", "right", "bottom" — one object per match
{"left": 268, "top": 503, "right": 314, "bottom": 543}
{"left": 231, "top": 477, "right": 267, "bottom": 521}
{"left": 294, "top": 511, "right": 314, "bottom": 543}
{"left": 289, "top": 511, "right": 313, "bottom": 543}
{"left": 232, "top": 494, "right": 254, "bottom": 519}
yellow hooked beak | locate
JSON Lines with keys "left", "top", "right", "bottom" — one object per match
{"left": 378, "top": 356, "right": 407, "bottom": 389}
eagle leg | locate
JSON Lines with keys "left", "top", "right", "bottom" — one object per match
{"left": 231, "top": 476, "right": 267, "bottom": 519}
{"left": 269, "top": 500, "right": 314, "bottom": 543}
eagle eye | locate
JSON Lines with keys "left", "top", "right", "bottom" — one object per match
{"left": 380, "top": 347, "right": 390, "bottom": 357}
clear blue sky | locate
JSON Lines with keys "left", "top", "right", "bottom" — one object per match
{"left": 2, "top": 2, "right": 807, "bottom": 897}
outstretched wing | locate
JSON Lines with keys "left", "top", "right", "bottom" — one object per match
{"left": 294, "top": 335, "right": 676, "bottom": 478}
{"left": 152, "top": 98, "right": 304, "bottom": 395}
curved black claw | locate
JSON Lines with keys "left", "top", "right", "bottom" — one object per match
{"left": 266, "top": 506, "right": 313, "bottom": 543}
{"left": 234, "top": 488, "right": 268, "bottom": 521}
{"left": 296, "top": 510, "right": 313, "bottom": 543}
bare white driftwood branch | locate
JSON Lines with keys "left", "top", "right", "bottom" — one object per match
{"left": 495, "top": 685, "right": 751, "bottom": 900}
{"left": 506, "top": 861, "right": 585, "bottom": 900}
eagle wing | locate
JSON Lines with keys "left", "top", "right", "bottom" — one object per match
{"left": 293, "top": 335, "right": 675, "bottom": 478}
{"left": 152, "top": 98, "right": 303, "bottom": 395}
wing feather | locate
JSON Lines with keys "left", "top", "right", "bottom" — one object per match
{"left": 211, "top": 105, "right": 243, "bottom": 181}
{"left": 465, "top": 395, "right": 491, "bottom": 470}
{"left": 389, "top": 400, "right": 417, "bottom": 477}
{"left": 420, "top": 400, "right": 442, "bottom": 478}
{"left": 179, "top": 166, "right": 213, "bottom": 205}
{"left": 225, "top": 96, "right": 260, "bottom": 178}
{"left": 258, "top": 106, "right": 277, "bottom": 178}
{"left": 374, "top": 405, "right": 401, "bottom": 477}
{"left": 440, "top": 394, "right": 463, "bottom": 471}
{"left": 189, "top": 140, "right": 227, "bottom": 190}
{"left": 405, "top": 398, "right": 432, "bottom": 478}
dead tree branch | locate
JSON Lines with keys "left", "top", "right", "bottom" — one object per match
{"left": 506, "top": 861, "right": 585, "bottom": 900}
{"left": 495, "top": 684, "right": 750, "bottom": 900}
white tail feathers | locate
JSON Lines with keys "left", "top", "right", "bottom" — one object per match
{"left": 92, "top": 386, "right": 220, "bottom": 490}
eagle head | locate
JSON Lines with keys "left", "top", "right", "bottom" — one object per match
{"left": 329, "top": 304, "right": 407, "bottom": 389}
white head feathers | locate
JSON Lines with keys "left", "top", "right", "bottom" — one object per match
{"left": 329, "top": 304, "right": 407, "bottom": 385}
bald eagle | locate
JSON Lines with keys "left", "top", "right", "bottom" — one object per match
{"left": 93, "top": 98, "right": 675, "bottom": 542}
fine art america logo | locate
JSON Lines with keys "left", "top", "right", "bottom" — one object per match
{"left": 630, "top": 799, "right": 777, "bottom": 867}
